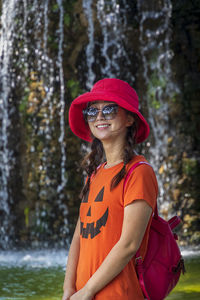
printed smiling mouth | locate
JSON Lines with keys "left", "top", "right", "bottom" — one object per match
{"left": 80, "top": 208, "right": 109, "bottom": 239}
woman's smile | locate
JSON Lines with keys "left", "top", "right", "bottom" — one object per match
{"left": 95, "top": 123, "right": 110, "bottom": 129}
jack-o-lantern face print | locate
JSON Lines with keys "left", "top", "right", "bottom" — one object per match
{"left": 80, "top": 187, "right": 109, "bottom": 239}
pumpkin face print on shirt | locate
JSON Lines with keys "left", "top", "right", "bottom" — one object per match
{"left": 80, "top": 186, "right": 109, "bottom": 239}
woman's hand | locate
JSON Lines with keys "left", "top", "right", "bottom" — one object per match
{"left": 62, "top": 287, "right": 76, "bottom": 300}
{"left": 69, "top": 286, "right": 94, "bottom": 300}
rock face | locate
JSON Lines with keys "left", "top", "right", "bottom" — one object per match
{"left": 0, "top": 0, "right": 199, "bottom": 249}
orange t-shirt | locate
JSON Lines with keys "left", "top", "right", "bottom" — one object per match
{"left": 76, "top": 155, "right": 158, "bottom": 300}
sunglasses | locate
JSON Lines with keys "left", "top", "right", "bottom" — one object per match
{"left": 83, "top": 104, "right": 119, "bottom": 122}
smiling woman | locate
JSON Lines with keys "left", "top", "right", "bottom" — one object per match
{"left": 61, "top": 78, "right": 159, "bottom": 300}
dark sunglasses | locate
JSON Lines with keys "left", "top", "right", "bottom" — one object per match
{"left": 83, "top": 104, "right": 119, "bottom": 122}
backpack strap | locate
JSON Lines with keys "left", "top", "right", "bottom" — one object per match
{"left": 168, "top": 215, "right": 181, "bottom": 231}
{"left": 124, "top": 161, "right": 158, "bottom": 217}
{"left": 123, "top": 161, "right": 155, "bottom": 300}
{"left": 123, "top": 161, "right": 151, "bottom": 185}
{"left": 135, "top": 257, "right": 150, "bottom": 300}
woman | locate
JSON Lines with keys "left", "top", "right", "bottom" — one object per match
{"left": 62, "top": 78, "right": 158, "bottom": 300}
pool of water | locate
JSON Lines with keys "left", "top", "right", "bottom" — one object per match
{"left": 0, "top": 248, "right": 200, "bottom": 300}
{"left": 0, "top": 250, "right": 66, "bottom": 300}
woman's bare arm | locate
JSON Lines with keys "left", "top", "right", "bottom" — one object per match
{"left": 62, "top": 217, "right": 80, "bottom": 299}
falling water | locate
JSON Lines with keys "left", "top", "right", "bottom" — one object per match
{"left": 137, "top": 0, "right": 180, "bottom": 211}
{"left": 82, "top": 0, "right": 135, "bottom": 88}
{"left": 96, "top": 0, "right": 129, "bottom": 77}
{"left": 56, "top": 0, "right": 69, "bottom": 240}
{"left": 0, "top": 0, "right": 18, "bottom": 247}
{"left": 0, "top": 0, "right": 68, "bottom": 248}
{"left": 82, "top": 0, "right": 96, "bottom": 89}
{"left": 56, "top": 0, "right": 68, "bottom": 200}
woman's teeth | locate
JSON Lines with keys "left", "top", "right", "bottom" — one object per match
{"left": 96, "top": 124, "right": 109, "bottom": 128}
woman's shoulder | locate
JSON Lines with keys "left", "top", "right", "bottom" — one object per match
{"left": 125, "top": 154, "right": 158, "bottom": 191}
{"left": 127, "top": 155, "right": 149, "bottom": 169}
{"left": 126, "top": 155, "right": 157, "bottom": 183}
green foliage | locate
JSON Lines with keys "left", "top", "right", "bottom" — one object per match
{"left": 19, "top": 93, "right": 29, "bottom": 114}
{"left": 24, "top": 207, "right": 29, "bottom": 227}
{"left": 64, "top": 14, "right": 71, "bottom": 27}
{"left": 52, "top": 4, "right": 59, "bottom": 12}
{"left": 67, "top": 79, "right": 83, "bottom": 99}
{"left": 151, "top": 72, "right": 166, "bottom": 89}
{"left": 170, "top": 92, "right": 178, "bottom": 103}
{"left": 147, "top": 71, "right": 167, "bottom": 109}
{"left": 182, "top": 158, "right": 199, "bottom": 177}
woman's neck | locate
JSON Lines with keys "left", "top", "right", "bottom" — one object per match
{"left": 102, "top": 139, "right": 124, "bottom": 168}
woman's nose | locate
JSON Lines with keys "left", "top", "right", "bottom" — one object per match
{"left": 95, "top": 110, "right": 105, "bottom": 120}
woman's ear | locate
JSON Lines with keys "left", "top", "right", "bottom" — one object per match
{"left": 126, "top": 114, "right": 135, "bottom": 127}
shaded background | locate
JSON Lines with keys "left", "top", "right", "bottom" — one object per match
{"left": 0, "top": 0, "right": 200, "bottom": 250}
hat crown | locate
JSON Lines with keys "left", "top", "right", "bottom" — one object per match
{"left": 91, "top": 78, "right": 139, "bottom": 109}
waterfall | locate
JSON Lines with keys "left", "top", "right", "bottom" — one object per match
{"left": 0, "top": 0, "right": 18, "bottom": 247}
{"left": 56, "top": 0, "right": 69, "bottom": 240}
{"left": 137, "top": 0, "right": 180, "bottom": 212}
{"left": 0, "top": 0, "right": 68, "bottom": 248}
{"left": 0, "top": 0, "right": 194, "bottom": 248}
{"left": 82, "top": 0, "right": 134, "bottom": 87}
{"left": 82, "top": 0, "right": 96, "bottom": 89}
{"left": 96, "top": 0, "right": 132, "bottom": 79}
{"left": 56, "top": 0, "right": 68, "bottom": 199}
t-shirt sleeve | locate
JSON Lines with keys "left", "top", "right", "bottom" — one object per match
{"left": 124, "top": 164, "right": 158, "bottom": 209}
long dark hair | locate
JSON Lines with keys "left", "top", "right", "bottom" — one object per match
{"left": 80, "top": 114, "right": 139, "bottom": 200}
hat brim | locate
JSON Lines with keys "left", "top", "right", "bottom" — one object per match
{"left": 69, "top": 91, "right": 150, "bottom": 144}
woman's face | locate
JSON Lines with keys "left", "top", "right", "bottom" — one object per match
{"left": 87, "top": 101, "right": 134, "bottom": 143}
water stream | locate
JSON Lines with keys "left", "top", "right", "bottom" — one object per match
{"left": 0, "top": 0, "right": 18, "bottom": 248}
{"left": 82, "top": 0, "right": 134, "bottom": 88}
{"left": 0, "top": 0, "right": 68, "bottom": 249}
{"left": 96, "top": 0, "right": 131, "bottom": 78}
{"left": 82, "top": 0, "right": 96, "bottom": 89}
{"left": 137, "top": 0, "right": 180, "bottom": 212}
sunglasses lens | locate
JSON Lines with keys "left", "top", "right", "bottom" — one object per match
{"left": 83, "top": 104, "right": 118, "bottom": 122}
{"left": 102, "top": 105, "right": 118, "bottom": 120}
{"left": 84, "top": 107, "right": 98, "bottom": 122}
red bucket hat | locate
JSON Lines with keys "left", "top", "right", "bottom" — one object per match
{"left": 68, "top": 78, "right": 150, "bottom": 144}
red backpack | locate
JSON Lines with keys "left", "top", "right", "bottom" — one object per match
{"left": 124, "top": 161, "right": 185, "bottom": 300}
